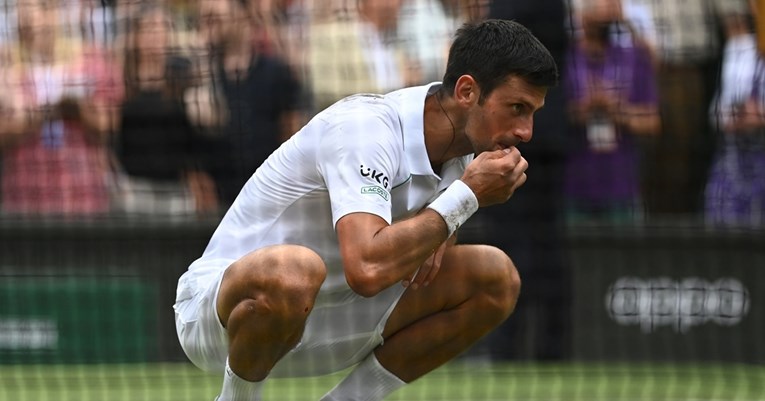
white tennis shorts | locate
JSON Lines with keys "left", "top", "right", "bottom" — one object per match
{"left": 174, "top": 263, "right": 406, "bottom": 378}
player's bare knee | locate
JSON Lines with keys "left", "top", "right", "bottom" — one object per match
{"left": 288, "top": 245, "right": 328, "bottom": 289}
{"left": 501, "top": 255, "right": 522, "bottom": 314}
{"left": 263, "top": 245, "right": 327, "bottom": 292}
{"left": 219, "top": 246, "right": 325, "bottom": 330}
{"left": 271, "top": 248, "right": 327, "bottom": 313}
{"left": 478, "top": 246, "right": 522, "bottom": 322}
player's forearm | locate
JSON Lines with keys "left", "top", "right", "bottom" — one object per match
{"left": 342, "top": 210, "right": 449, "bottom": 297}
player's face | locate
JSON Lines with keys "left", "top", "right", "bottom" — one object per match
{"left": 465, "top": 76, "right": 547, "bottom": 153}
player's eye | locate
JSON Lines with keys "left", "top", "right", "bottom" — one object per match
{"left": 512, "top": 104, "right": 524, "bottom": 114}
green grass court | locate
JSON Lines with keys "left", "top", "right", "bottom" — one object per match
{"left": 1, "top": 361, "right": 763, "bottom": 401}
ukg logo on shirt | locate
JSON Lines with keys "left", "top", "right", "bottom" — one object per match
{"left": 359, "top": 165, "right": 389, "bottom": 189}
{"left": 605, "top": 277, "right": 750, "bottom": 333}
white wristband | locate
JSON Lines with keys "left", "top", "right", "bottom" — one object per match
{"left": 427, "top": 180, "right": 479, "bottom": 237}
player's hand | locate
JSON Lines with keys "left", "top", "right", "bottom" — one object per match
{"left": 461, "top": 147, "right": 528, "bottom": 207}
{"left": 402, "top": 234, "right": 453, "bottom": 290}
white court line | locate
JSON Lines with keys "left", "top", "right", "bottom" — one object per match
{"left": 396, "top": 399, "right": 761, "bottom": 401}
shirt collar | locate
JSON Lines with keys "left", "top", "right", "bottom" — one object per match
{"left": 386, "top": 82, "right": 442, "bottom": 176}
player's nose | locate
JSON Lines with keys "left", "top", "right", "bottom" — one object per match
{"left": 513, "top": 118, "right": 533, "bottom": 143}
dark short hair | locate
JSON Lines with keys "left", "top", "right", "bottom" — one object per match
{"left": 442, "top": 19, "right": 558, "bottom": 102}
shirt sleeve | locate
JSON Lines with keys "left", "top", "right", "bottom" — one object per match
{"left": 317, "top": 105, "right": 401, "bottom": 227}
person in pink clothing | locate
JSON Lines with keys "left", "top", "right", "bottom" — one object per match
{"left": 0, "top": 0, "right": 121, "bottom": 217}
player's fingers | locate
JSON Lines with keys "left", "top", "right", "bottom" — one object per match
{"left": 412, "top": 254, "right": 435, "bottom": 290}
{"left": 401, "top": 271, "right": 416, "bottom": 288}
{"left": 492, "top": 148, "right": 522, "bottom": 174}
{"left": 480, "top": 147, "right": 519, "bottom": 163}
{"left": 404, "top": 252, "right": 431, "bottom": 288}
{"left": 516, "top": 156, "right": 529, "bottom": 173}
{"left": 401, "top": 267, "right": 418, "bottom": 287}
{"left": 422, "top": 242, "right": 447, "bottom": 287}
{"left": 502, "top": 147, "right": 522, "bottom": 163}
{"left": 506, "top": 156, "right": 527, "bottom": 179}
{"left": 511, "top": 172, "right": 527, "bottom": 193}
{"left": 480, "top": 148, "right": 511, "bottom": 160}
{"left": 411, "top": 252, "right": 436, "bottom": 290}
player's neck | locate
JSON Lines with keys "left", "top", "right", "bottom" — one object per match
{"left": 423, "top": 90, "right": 470, "bottom": 167}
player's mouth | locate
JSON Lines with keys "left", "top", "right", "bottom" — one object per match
{"left": 496, "top": 141, "right": 518, "bottom": 151}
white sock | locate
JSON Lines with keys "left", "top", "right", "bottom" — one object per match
{"left": 320, "top": 353, "right": 406, "bottom": 401}
{"left": 217, "top": 358, "right": 264, "bottom": 401}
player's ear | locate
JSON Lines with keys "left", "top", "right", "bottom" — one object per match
{"left": 454, "top": 75, "right": 480, "bottom": 108}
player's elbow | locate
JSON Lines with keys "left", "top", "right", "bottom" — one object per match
{"left": 345, "top": 265, "right": 387, "bottom": 297}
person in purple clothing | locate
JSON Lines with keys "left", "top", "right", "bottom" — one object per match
{"left": 564, "top": 0, "right": 660, "bottom": 223}
{"left": 704, "top": 0, "right": 765, "bottom": 227}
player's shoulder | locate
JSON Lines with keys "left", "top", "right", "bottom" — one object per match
{"left": 309, "top": 84, "right": 439, "bottom": 146}
{"left": 318, "top": 84, "right": 435, "bottom": 123}
{"left": 324, "top": 93, "right": 400, "bottom": 120}
{"left": 310, "top": 93, "right": 403, "bottom": 142}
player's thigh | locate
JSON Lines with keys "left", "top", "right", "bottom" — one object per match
{"left": 382, "top": 244, "right": 520, "bottom": 338}
{"left": 216, "top": 244, "right": 327, "bottom": 328}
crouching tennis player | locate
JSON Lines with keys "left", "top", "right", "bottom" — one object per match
{"left": 174, "top": 19, "right": 558, "bottom": 401}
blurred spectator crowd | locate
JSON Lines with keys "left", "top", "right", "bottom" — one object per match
{"left": 0, "top": 0, "right": 762, "bottom": 229}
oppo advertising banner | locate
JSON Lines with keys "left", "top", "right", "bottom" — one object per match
{"left": 569, "top": 226, "right": 764, "bottom": 363}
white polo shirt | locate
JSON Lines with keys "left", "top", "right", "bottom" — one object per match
{"left": 178, "top": 82, "right": 473, "bottom": 303}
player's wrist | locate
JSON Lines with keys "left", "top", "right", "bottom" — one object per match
{"left": 427, "top": 180, "right": 479, "bottom": 238}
